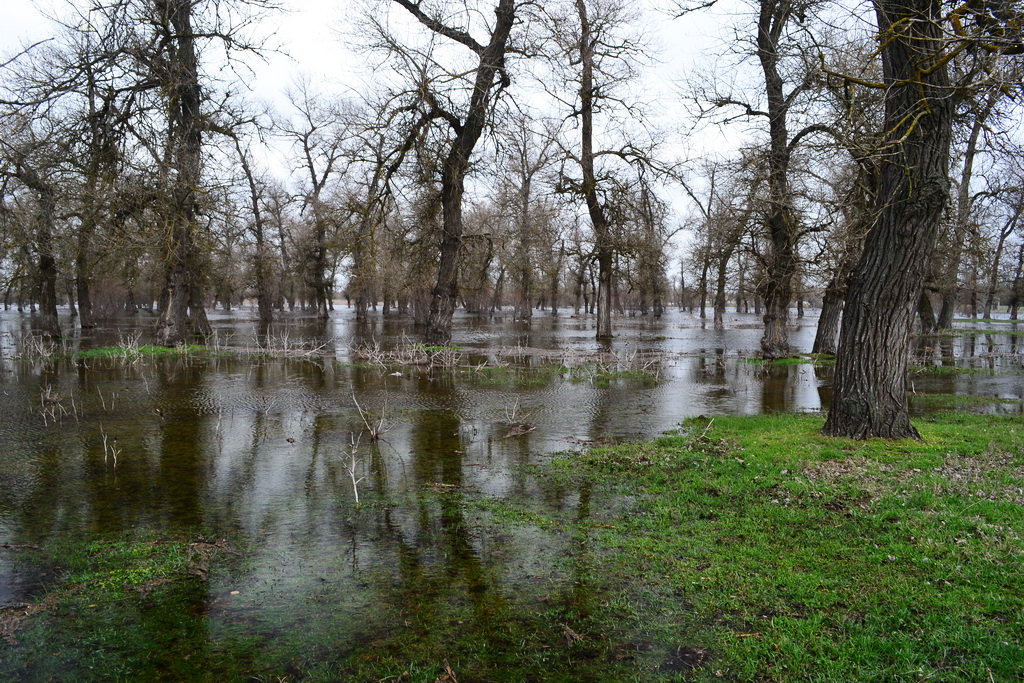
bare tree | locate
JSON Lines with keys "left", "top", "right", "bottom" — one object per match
{"left": 0, "top": 116, "right": 63, "bottom": 337}
{"left": 367, "top": 0, "right": 519, "bottom": 344}
{"left": 543, "top": 0, "right": 661, "bottom": 339}
{"left": 279, "top": 79, "right": 355, "bottom": 320}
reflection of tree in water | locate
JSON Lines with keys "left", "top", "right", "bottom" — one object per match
{"left": 372, "top": 408, "right": 509, "bottom": 650}
{"left": 814, "top": 364, "right": 833, "bottom": 412}
{"left": 155, "top": 363, "right": 207, "bottom": 529}
{"left": 759, "top": 364, "right": 790, "bottom": 412}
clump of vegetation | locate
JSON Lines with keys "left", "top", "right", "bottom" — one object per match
{"left": 76, "top": 343, "right": 208, "bottom": 361}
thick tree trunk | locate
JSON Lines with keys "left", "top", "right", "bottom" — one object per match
{"left": 312, "top": 216, "right": 330, "bottom": 321}
{"left": 424, "top": 172, "right": 466, "bottom": 345}
{"left": 36, "top": 240, "right": 61, "bottom": 338}
{"left": 823, "top": 0, "right": 952, "bottom": 440}
{"left": 517, "top": 255, "right": 532, "bottom": 320}
{"left": 812, "top": 277, "right": 844, "bottom": 355}
{"left": 155, "top": 0, "right": 209, "bottom": 346}
{"left": 756, "top": 0, "right": 797, "bottom": 360}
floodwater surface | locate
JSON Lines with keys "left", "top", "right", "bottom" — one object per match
{"left": 0, "top": 307, "right": 1021, "bottom": 679}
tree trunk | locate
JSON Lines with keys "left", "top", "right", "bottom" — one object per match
{"left": 490, "top": 265, "right": 505, "bottom": 314}
{"left": 14, "top": 160, "right": 61, "bottom": 337}
{"left": 918, "top": 290, "right": 937, "bottom": 334}
{"left": 698, "top": 260, "right": 709, "bottom": 319}
{"left": 418, "top": 0, "right": 516, "bottom": 345}
{"left": 234, "top": 137, "right": 273, "bottom": 324}
{"left": 713, "top": 252, "right": 729, "bottom": 330}
{"left": 515, "top": 175, "right": 533, "bottom": 321}
{"left": 156, "top": 0, "right": 210, "bottom": 346}
{"left": 936, "top": 91, "right": 996, "bottom": 329}
{"left": 757, "top": 0, "right": 797, "bottom": 360}
{"left": 812, "top": 277, "right": 844, "bottom": 355}
{"left": 574, "top": 0, "right": 614, "bottom": 340}
{"left": 823, "top": 0, "right": 952, "bottom": 440}
{"left": 983, "top": 208, "right": 1021, "bottom": 319}
{"left": 550, "top": 241, "right": 564, "bottom": 316}
{"left": 1008, "top": 241, "right": 1024, "bottom": 320}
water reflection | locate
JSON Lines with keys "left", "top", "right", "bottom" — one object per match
{"left": 1, "top": 307, "right": 1021, "bottom": 675}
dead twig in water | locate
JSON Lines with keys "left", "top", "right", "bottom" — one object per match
{"left": 339, "top": 432, "right": 367, "bottom": 508}
{"left": 352, "top": 391, "right": 391, "bottom": 440}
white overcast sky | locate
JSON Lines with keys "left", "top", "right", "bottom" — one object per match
{"left": 0, "top": 0, "right": 739, "bottom": 137}
{"left": 1, "top": 0, "right": 753, "bottom": 241}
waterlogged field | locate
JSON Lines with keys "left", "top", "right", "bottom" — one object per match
{"left": 0, "top": 308, "right": 1022, "bottom": 681}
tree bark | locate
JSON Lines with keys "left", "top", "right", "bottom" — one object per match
{"left": 812, "top": 277, "right": 844, "bottom": 355}
{"left": 918, "top": 289, "right": 937, "bottom": 334}
{"left": 156, "top": 0, "right": 210, "bottom": 346}
{"left": 822, "top": 0, "right": 953, "bottom": 440}
{"left": 415, "top": 0, "right": 516, "bottom": 345}
{"left": 574, "top": 0, "right": 614, "bottom": 340}
{"left": 756, "top": 0, "right": 798, "bottom": 360}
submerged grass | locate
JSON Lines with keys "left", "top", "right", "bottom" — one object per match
{"left": 2, "top": 413, "right": 1021, "bottom": 681}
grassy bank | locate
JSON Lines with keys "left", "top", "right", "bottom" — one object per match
{"left": 532, "top": 412, "right": 1024, "bottom": 680}
{"left": 2, "top": 413, "right": 1021, "bottom": 681}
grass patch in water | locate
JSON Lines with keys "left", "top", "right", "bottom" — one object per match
{"left": 76, "top": 344, "right": 209, "bottom": 360}
{"left": 953, "top": 317, "right": 1021, "bottom": 325}
{"left": 939, "top": 327, "right": 1024, "bottom": 336}
{"left": 564, "top": 362, "right": 663, "bottom": 385}
{"left": 908, "top": 393, "right": 1023, "bottom": 412}
{"left": 909, "top": 364, "right": 1004, "bottom": 376}
{"left": 408, "top": 344, "right": 464, "bottom": 352}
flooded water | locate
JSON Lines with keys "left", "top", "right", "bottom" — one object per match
{"left": 0, "top": 306, "right": 1021, "bottom": 677}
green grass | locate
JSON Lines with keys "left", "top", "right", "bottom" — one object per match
{"left": 939, "top": 327, "right": 1024, "bottom": 336}
{"left": 408, "top": 344, "right": 464, "bottom": 352}
{"left": 529, "top": 413, "right": 1024, "bottom": 680}
{"left": 564, "top": 362, "right": 663, "bottom": 385}
{"left": 76, "top": 343, "right": 209, "bottom": 360}
{"left": 909, "top": 364, "right": 999, "bottom": 376}
{"left": 3, "top": 413, "right": 1021, "bottom": 681}
{"left": 953, "top": 317, "right": 1022, "bottom": 324}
